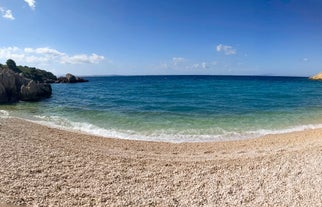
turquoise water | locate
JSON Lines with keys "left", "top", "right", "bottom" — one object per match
{"left": 1, "top": 75, "right": 322, "bottom": 142}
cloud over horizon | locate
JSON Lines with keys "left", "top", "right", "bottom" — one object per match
{"left": 216, "top": 44, "right": 236, "bottom": 55}
{"left": 158, "top": 57, "right": 216, "bottom": 71}
{"left": 0, "top": 46, "right": 105, "bottom": 65}
{"left": 172, "top": 57, "right": 185, "bottom": 66}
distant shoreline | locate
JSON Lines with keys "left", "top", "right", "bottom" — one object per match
{"left": 79, "top": 74, "right": 309, "bottom": 78}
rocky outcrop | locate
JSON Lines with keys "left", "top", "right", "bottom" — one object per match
{"left": 309, "top": 72, "right": 322, "bottom": 80}
{"left": 0, "top": 68, "right": 26, "bottom": 103}
{"left": 20, "top": 80, "right": 52, "bottom": 101}
{"left": 56, "top": 73, "right": 88, "bottom": 83}
{"left": 0, "top": 67, "right": 52, "bottom": 103}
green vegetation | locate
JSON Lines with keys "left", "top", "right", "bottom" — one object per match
{"left": 6, "top": 59, "right": 21, "bottom": 73}
{"left": 2, "top": 59, "right": 57, "bottom": 83}
{"left": 17, "top": 66, "right": 57, "bottom": 83}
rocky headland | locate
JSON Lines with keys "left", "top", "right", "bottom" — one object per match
{"left": 0, "top": 66, "right": 52, "bottom": 103}
{"left": 0, "top": 59, "right": 88, "bottom": 104}
{"left": 309, "top": 72, "right": 322, "bottom": 80}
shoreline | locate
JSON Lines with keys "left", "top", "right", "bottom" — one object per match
{"left": 0, "top": 117, "right": 322, "bottom": 206}
{"left": 28, "top": 118, "right": 322, "bottom": 144}
{"left": 3, "top": 109, "right": 322, "bottom": 143}
{"left": 3, "top": 115, "right": 322, "bottom": 149}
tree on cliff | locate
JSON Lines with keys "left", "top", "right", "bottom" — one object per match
{"left": 18, "top": 66, "right": 57, "bottom": 83}
{"left": 6, "top": 59, "right": 21, "bottom": 73}
{"left": 2, "top": 59, "right": 57, "bottom": 83}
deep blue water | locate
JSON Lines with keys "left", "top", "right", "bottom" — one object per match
{"left": 1, "top": 75, "right": 322, "bottom": 142}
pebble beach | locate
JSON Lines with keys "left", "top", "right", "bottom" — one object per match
{"left": 0, "top": 118, "right": 321, "bottom": 206}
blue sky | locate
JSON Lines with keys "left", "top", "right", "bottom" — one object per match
{"left": 1, "top": 0, "right": 322, "bottom": 76}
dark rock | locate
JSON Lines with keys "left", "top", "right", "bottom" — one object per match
{"left": 75, "top": 76, "right": 88, "bottom": 83}
{"left": 56, "top": 76, "right": 68, "bottom": 83}
{"left": 0, "top": 71, "right": 18, "bottom": 103}
{"left": 0, "top": 67, "right": 51, "bottom": 103}
{"left": 56, "top": 73, "right": 88, "bottom": 83}
{"left": 0, "top": 68, "right": 26, "bottom": 103}
{"left": 20, "top": 80, "right": 52, "bottom": 101}
{"left": 66, "top": 73, "right": 77, "bottom": 83}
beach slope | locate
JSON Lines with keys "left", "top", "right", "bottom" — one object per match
{"left": 0, "top": 118, "right": 321, "bottom": 206}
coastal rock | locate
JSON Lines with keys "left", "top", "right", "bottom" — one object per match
{"left": 66, "top": 73, "right": 77, "bottom": 83}
{"left": 0, "top": 68, "right": 25, "bottom": 103}
{"left": 56, "top": 76, "right": 67, "bottom": 83}
{"left": 20, "top": 80, "right": 52, "bottom": 101}
{"left": 0, "top": 81, "right": 8, "bottom": 103}
{"left": 309, "top": 72, "right": 322, "bottom": 80}
{"left": 56, "top": 73, "right": 88, "bottom": 83}
{"left": 0, "top": 67, "right": 51, "bottom": 103}
{"left": 75, "top": 76, "right": 88, "bottom": 82}
{"left": 0, "top": 74, "right": 17, "bottom": 103}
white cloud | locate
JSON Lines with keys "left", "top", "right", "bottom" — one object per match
{"left": 303, "top": 58, "right": 309, "bottom": 62}
{"left": 192, "top": 63, "right": 200, "bottom": 69}
{"left": 201, "top": 62, "right": 207, "bottom": 69}
{"left": 191, "top": 62, "right": 208, "bottom": 69}
{"left": 172, "top": 57, "right": 185, "bottom": 65}
{"left": 24, "top": 0, "right": 36, "bottom": 10}
{"left": 61, "top": 53, "right": 105, "bottom": 64}
{"left": 0, "top": 46, "right": 105, "bottom": 65}
{"left": 25, "top": 47, "right": 65, "bottom": 56}
{"left": 188, "top": 62, "right": 213, "bottom": 69}
{"left": 25, "top": 55, "right": 49, "bottom": 63}
{"left": 216, "top": 44, "right": 236, "bottom": 55}
{"left": 3, "top": 9, "right": 14, "bottom": 20}
{"left": 0, "top": 7, "right": 15, "bottom": 20}
{"left": 158, "top": 58, "right": 217, "bottom": 71}
{"left": 0, "top": 1, "right": 35, "bottom": 20}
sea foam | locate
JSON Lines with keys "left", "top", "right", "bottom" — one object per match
{"left": 31, "top": 114, "right": 322, "bottom": 143}
{"left": 0, "top": 110, "right": 10, "bottom": 118}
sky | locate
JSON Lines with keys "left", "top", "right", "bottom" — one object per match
{"left": 1, "top": 0, "right": 322, "bottom": 76}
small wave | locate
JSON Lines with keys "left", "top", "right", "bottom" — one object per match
{"left": 0, "top": 110, "right": 10, "bottom": 118}
{"left": 32, "top": 115, "right": 141, "bottom": 140}
{"left": 248, "top": 124, "right": 322, "bottom": 136}
{"left": 30, "top": 114, "right": 322, "bottom": 143}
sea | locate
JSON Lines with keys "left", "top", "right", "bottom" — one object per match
{"left": 1, "top": 75, "right": 322, "bottom": 142}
